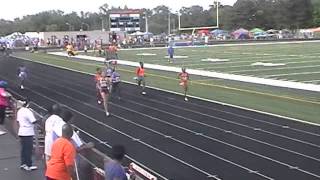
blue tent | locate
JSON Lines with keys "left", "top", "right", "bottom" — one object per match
{"left": 210, "top": 29, "right": 226, "bottom": 36}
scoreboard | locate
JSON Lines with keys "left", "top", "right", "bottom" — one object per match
{"left": 109, "top": 9, "right": 141, "bottom": 32}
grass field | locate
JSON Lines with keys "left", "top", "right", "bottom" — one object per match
{"left": 103, "top": 41, "right": 320, "bottom": 84}
{"left": 13, "top": 42, "right": 320, "bottom": 124}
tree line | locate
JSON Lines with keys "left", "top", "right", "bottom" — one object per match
{"left": 0, "top": 0, "right": 319, "bottom": 36}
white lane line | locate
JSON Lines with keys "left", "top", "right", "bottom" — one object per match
{"left": 185, "top": 57, "right": 307, "bottom": 67}
{"left": 124, "top": 97, "right": 320, "bottom": 161}
{"left": 29, "top": 102, "right": 170, "bottom": 180}
{"left": 19, "top": 86, "right": 219, "bottom": 179}
{"left": 3, "top": 77, "right": 224, "bottom": 180}
{"left": 12, "top": 54, "right": 320, "bottom": 127}
{"left": 303, "top": 80, "right": 320, "bottom": 83}
{"left": 26, "top": 71, "right": 320, "bottom": 163}
{"left": 3, "top": 72, "right": 273, "bottom": 179}
{"left": 45, "top": 52, "right": 320, "bottom": 92}
{"left": 201, "top": 60, "right": 320, "bottom": 71}
{"left": 29, "top": 69, "right": 320, "bottom": 140}
{"left": 127, "top": 94, "right": 320, "bottom": 149}
{"left": 264, "top": 71, "right": 320, "bottom": 78}
{"left": 151, "top": 94, "right": 320, "bottom": 138}
{"left": 20, "top": 73, "right": 320, "bottom": 178}
{"left": 230, "top": 65, "right": 320, "bottom": 74}
{"left": 7, "top": 88, "right": 170, "bottom": 180}
{"left": 22, "top": 74, "right": 273, "bottom": 179}
{"left": 124, "top": 98, "right": 320, "bottom": 165}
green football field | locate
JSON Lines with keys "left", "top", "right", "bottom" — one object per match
{"left": 112, "top": 41, "right": 320, "bottom": 84}
{"left": 12, "top": 41, "right": 320, "bottom": 124}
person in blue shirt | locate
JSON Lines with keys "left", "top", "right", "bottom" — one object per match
{"left": 111, "top": 67, "right": 121, "bottom": 100}
{"left": 167, "top": 46, "right": 174, "bottom": 63}
{"left": 105, "top": 145, "right": 128, "bottom": 180}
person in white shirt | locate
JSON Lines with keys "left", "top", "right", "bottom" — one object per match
{"left": 50, "top": 109, "right": 94, "bottom": 157}
{"left": 44, "top": 104, "right": 62, "bottom": 162}
{"left": 16, "top": 99, "right": 38, "bottom": 171}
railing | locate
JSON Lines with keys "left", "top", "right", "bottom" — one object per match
{"left": 27, "top": 101, "right": 153, "bottom": 180}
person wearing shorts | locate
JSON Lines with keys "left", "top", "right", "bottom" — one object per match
{"left": 94, "top": 68, "right": 103, "bottom": 104}
{"left": 178, "top": 67, "right": 190, "bottom": 101}
{"left": 136, "top": 62, "right": 146, "bottom": 95}
{"left": 111, "top": 67, "right": 121, "bottom": 100}
{"left": 99, "top": 72, "right": 112, "bottom": 117}
{"left": 17, "top": 65, "right": 27, "bottom": 90}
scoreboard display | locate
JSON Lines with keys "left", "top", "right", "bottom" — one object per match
{"left": 109, "top": 9, "right": 141, "bottom": 32}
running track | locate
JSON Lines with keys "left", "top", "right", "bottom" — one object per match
{"left": 1, "top": 55, "right": 320, "bottom": 180}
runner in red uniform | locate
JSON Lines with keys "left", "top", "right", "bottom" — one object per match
{"left": 178, "top": 67, "right": 189, "bottom": 101}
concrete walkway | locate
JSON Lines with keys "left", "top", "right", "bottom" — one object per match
{"left": 0, "top": 125, "right": 44, "bottom": 180}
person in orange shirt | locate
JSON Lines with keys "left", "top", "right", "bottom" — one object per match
{"left": 94, "top": 68, "right": 103, "bottom": 105}
{"left": 178, "top": 67, "right": 190, "bottom": 101}
{"left": 46, "top": 123, "right": 76, "bottom": 180}
{"left": 66, "top": 43, "right": 75, "bottom": 56}
{"left": 136, "top": 62, "right": 146, "bottom": 95}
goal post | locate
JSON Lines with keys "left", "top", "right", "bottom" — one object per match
{"left": 178, "top": 0, "right": 220, "bottom": 34}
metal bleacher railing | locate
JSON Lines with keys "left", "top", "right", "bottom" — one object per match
{"left": 5, "top": 89, "right": 157, "bottom": 180}
{"left": 27, "top": 100, "right": 155, "bottom": 180}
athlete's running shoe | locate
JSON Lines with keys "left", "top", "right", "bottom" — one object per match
{"left": 20, "top": 85, "right": 24, "bottom": 89}
{"left": 106, "top": 112, "right": 110, "bottom": 117}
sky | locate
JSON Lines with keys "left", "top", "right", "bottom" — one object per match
{"left": 0, "top": 0, "right": 237, "bottom": 20}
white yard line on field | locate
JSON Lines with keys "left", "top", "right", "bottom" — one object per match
{"left": 264, "top": 71, "right": 320, "bottom": 78}
{"left": 48, "top": 52, "right": 320, "bottom": 92}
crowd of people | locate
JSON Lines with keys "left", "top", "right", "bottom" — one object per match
{"left": 0, "top": 84, "right": 131, "bottom": 179}
{"left": 0, "top": 45, "right": 191, "bottom": 179}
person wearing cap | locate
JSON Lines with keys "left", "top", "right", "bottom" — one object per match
{"left": 0, "top": 81, "right": 11, "bottom": 126}
{"left": 16, "top": 99, "right": 38, "bottom": 171}
{"left": 178, "top": 67, "right": 190, "bottom": 101}
{"left": 99, "top": 71, "right": 112, "bottom": 117}
{"left": 136, "top": 62, "right": 146, "bottom": 95}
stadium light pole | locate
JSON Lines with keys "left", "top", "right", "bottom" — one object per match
{"left": 216, "top": 0, "right": 219, "bottom": 28}
{"left": 168, "top": 10, "right": 171, "bottom": 35}
{"left": 100, "top": 17, "right": 105, "bottom": 31}
{"left": 143, "top": 12, "right": 149, "bottom": 33}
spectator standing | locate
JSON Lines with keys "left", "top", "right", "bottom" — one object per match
{"left": 105, "top": 145, "right": 128, "bottom": 180}
{"left": 51, "top": 109, "right": 94, "bottom": 152}
{"left": 46, "top": 124, "right": 76, "bottom": 180}
{"left": 45, "top": 104, "right": 62, "bottom": 162}
{"left": 16, "top": 99, "right": 38, "bottom": 171}
{"left": 0, "top": 81, "right": 10, "bottom": 127}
